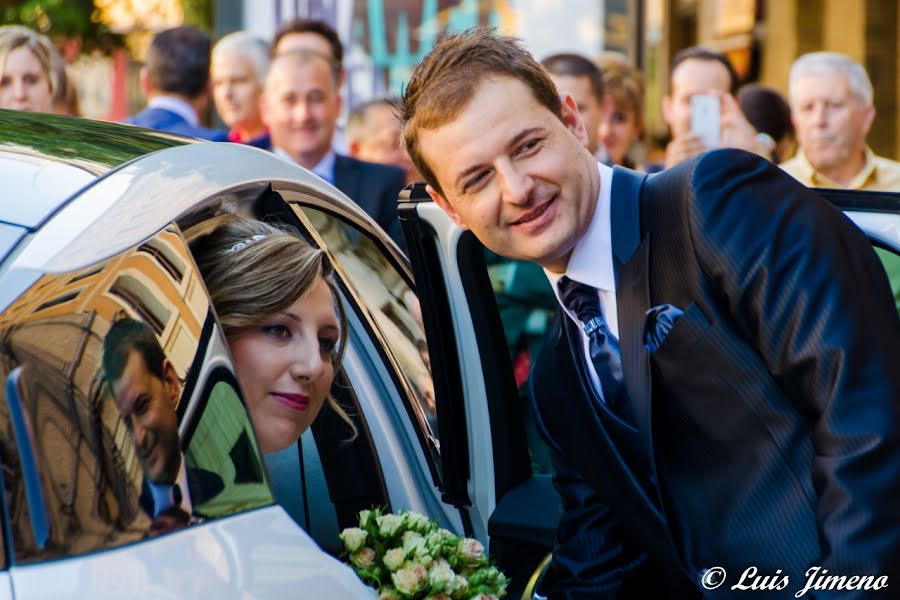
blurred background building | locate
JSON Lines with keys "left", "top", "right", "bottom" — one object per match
{"left": 2, "top": 0, "right": 897, "bottom": 159}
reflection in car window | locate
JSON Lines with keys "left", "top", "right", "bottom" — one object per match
{"left": 874, "top": 246, "right": 900, "bottom": 313}
{"left": 294, "top": 207, "right": 438, "bottom": 455}
{"left": 0, "top": 226, "right": 272, "bottom": 564}
{"left": 484, "top": 250, "right": 557, "bottom": 475}
{"left": 183, "top": 378, "right": 270, "bottom": 517}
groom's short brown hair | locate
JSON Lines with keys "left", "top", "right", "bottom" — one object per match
{"left": 400, "top": 27, "right": 563, "bottom": 196}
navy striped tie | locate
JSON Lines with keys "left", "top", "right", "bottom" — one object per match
{"left": 558, "top": 276, "right": 629, "bottom": 413}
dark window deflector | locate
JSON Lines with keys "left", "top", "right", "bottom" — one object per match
{"left": 4, "top": 367, "right": 49, "bottom": 549}
{"left": 398, "top": 185, "right": 472, "bottom": 515}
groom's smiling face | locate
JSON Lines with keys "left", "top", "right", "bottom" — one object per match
{"left": 420, "top": 75, "right": 600, "bottom": 274}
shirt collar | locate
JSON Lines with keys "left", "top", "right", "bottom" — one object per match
{"left": 272, "top": 147, "right": 336, "bottom": 184}
{"left": 147, "top": 454, "right": 192, "bottom": 517}
{"left": 147, "top": 96, "right": 199, "bottom": 127}
{"left": 794, "top": 146, "right": 878, "bottom": 189}
{"left": 545, "top": 161, "right": 616, "bottom": 297}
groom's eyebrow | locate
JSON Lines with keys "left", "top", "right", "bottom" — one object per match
{"left": 453, "top": 127, "right": 543, "bottom": 191}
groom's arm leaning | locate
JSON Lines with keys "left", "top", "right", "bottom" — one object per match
{"left": 688, "top": 149, "right": 900, "bottom": 584}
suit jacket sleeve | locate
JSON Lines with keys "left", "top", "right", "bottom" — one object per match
{"left": 686, "top": 149, "right": 900, "bottom": 582}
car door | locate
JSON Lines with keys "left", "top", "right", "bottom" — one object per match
{"left": 397, "top": 183, "right": 900, "bottom": 596}
{"left": 819, "top": 188, "right": 900, "bottom": 310}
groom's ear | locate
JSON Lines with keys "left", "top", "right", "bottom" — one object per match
{"left": 426, "top": 184, "right": 471, "bottom": 231}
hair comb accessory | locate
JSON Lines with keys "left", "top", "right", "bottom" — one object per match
{"left": 225, "top": 234, "right": 266, "bottom": 254}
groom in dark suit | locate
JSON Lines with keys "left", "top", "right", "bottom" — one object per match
{"left": 401, "top": 29, "right": 900, "bottom": 598}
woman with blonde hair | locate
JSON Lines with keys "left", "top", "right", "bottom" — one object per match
{"left": 0, "top": 25, "right": 59, "bottom": 113}
{"left": 188, "top": 214, "right": 355, "bottom": 454}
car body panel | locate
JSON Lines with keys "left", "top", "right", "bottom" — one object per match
{"left": 8, "top": 507, "right": 372, "bottom": 599}
{"left": 0, "top": 574, "right": 12, "bottom": 600}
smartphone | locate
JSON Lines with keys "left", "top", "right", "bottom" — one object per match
{"left": 690, "top": 94, "right": 720, "bottom": 147}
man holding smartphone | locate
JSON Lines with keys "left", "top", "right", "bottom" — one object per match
{"left": 661, "top": 47, "right": 768, "bottom": 167}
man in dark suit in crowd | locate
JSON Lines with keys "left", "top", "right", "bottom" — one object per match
{"left": 103, "top": 318, "right": 223, "bottom": 535}
{"left": 123, "top": 26, "right": 227, "bottom": 141}
{"left": 401, "top": 28, "right": 900, "bottom": 598}
{"left": 261, "top": 49, "right": 406, "bottom": 248}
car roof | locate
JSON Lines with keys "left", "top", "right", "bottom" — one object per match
{"left": 0, "top": 111, "right": 405, "bottom": 311}
{"left": 0, "top": 109, "right": 188, "bottom": 228}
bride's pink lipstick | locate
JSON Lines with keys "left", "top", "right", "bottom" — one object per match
{"left": 273, "top": 392, "right": 310, "bottom": 411}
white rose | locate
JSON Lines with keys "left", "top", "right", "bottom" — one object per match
{"left": 404, "top": 510, "right": 430, "bottom": 531}
{"left": 471, "top": 595, "right": 498, "bottom": 600}
{"left": 377, "top": 513, "right": 405, "bottom": 537}
{"left": 457, "top": 538, "right": 485, "bottom": 564}
{"left": 339, "top": 527, "right": 368, "bottom": 552}
{"left": 377, "top": 588, "right": 401, "bottom": 600}
{"left": 426, "top": 528, "right": 455, "bottom": 553}
{"left": 447, "top": 574, "right": 468, "bottom": 595}
{"left": 358, "top": 509, "right": 372, "bottom": 527}
{"left": 402, "top": 531, "right": 426, "bottom": 554}
{"left": 383, "top": 548, "right": 406, "bottom": 572}
{"left": 429, "top": 561, "right": 455, "bottom": 589}
{"left": 392, "top": 564, "right": 427, "bottom": 596}
{"left": 350, "top": 547, "right": 376, "bottom": 568}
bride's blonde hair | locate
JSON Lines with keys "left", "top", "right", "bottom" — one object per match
{"left": 187, "top": 213, "right": 356, "bottom": 437}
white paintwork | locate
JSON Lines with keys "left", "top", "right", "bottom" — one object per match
{"left": 9, "top": 507, "right": 374, "bottom": 599}
{"left": 409, "top": 202, "right": 497, "bottom": 545}
{"left": 0, "top": 573, "right": 13, "bottom": 600}
{"left": 9, "top": 143, "right": 348, "bottom": 274}
{"left": 845, "top": 211, "right": 900, "bottom": 251}
{"left": 0, "top": 152, "right": 95, "bottom": 227}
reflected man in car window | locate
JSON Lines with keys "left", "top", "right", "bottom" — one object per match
{"left": 103, "top": 318, "right": 223, "bottom": 535}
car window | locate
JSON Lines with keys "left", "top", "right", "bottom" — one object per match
{"left": 484, "top": 250, "right": 557, "bottom": 475}
{"left": 291, "top": 206, "right": 440, "bottom": 470}
{"left": 874, "top": 246, "right": 900, "bottom": 313}
{"left": 0, "top": 226, "right": 272, "bottom": 564}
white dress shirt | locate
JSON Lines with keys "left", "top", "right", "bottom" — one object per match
{"left": 147, "top": 454, "right": 193, "bottom": 517}
{"left": 272, "top": 147, "right": 337, "bottom": 186}
{"left": 545, "top": 162, "right": 617, "bottom": 400}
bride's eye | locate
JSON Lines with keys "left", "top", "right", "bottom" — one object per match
{"left": 319, "top": 336, "right": 338, "bottom": 356}
{"left": 263, "top": 324, "right": 291, "bottom": 339}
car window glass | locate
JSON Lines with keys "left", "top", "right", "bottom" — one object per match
{"left": 484, "top": 250, "right": 557, "bottom": 475}
{"left": 292, "top": 206, "right": 439, "bottom": 461}
{"left": 0, "top": 226, "right": 272, "bottom": 564}
{"left": 874, "top": 246, "right": 900, "bottom": 313}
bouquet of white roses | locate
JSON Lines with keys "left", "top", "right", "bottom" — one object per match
{"left": 339, "top": 507, "right": 510, "bottom": 600}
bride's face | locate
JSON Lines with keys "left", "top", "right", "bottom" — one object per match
{"left": 229, "top": 277, "right": 339, "bottom": 453}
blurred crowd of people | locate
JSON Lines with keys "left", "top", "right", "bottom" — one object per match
{"left": 1, "top": 18, "right": 897, "bottom": 213}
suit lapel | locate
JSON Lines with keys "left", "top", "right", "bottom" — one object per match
{"left": 610, "top": 166, "right": 659, "bottom": 497}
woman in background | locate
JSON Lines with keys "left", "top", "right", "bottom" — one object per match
{"left": 597, "top": 53, "right": 646, "bottom": 169}
{"left": 0, "top": 25, "right": 58, "bottom": 113}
